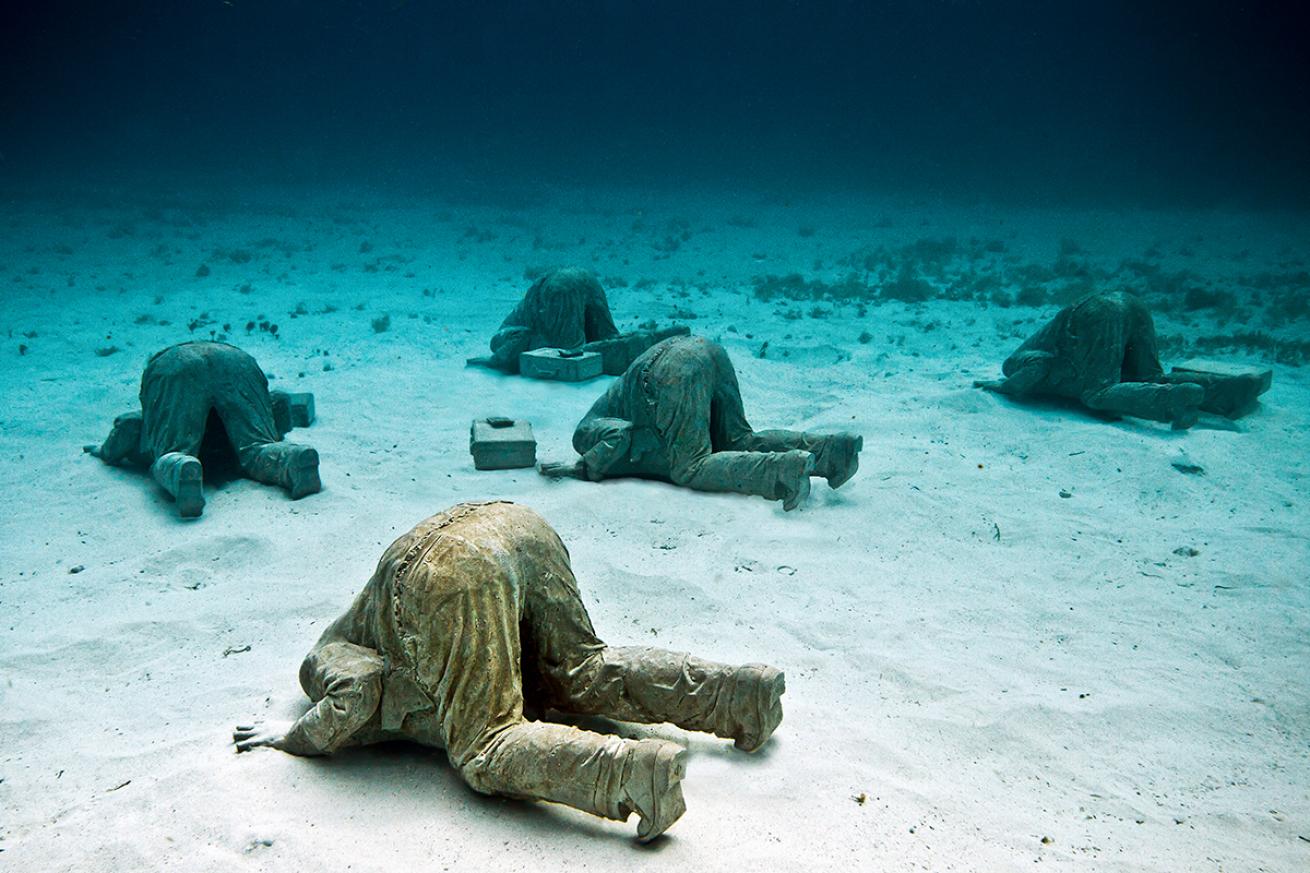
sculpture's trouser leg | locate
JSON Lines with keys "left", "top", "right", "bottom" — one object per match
{"left": 141, "top": 347, "right": 314, "bottom": 495}
{"left": 150, "top": 451, "right": 204, "bottom": 517}
{"left": 459, "top": 721, "right": 635, "bottom": 820}
{"left": 140, "top": 375, "right": 210, "bottom": 461}
{"left": 644, "top": 345, "right": 800, "bottom": 500}
{"left": 709, "top": 344, "right": 827, "bottom": 453}
{"left": 1064, "top": 317, "right": 1131, "bottom": 392}
{"left": 723, "top": 426, "right": 826, "bottom": 454}
{"left": 540, "top": 646, "right": 776, "bottom": 745}
{"left": 1119, "top": 299, "right": 1165, "bottom": 382}
{"left": 403, "top": 562, "right": 643, "bottom": 821}
{"left": 521, "top": 564, "right": 764, "bottom": 744}
{"left": 139, "top": 356, "right": 214, "bottom": 517}
{"left": 202, "top": 372, "right": 320, "bottom": 498}
{"left": 1081, "top": 382, "right": 1197, "bottom": 424}
{"left": 238, "top": 441, "right": 321, "bottom": 498}
{"left": 1062, "top": 293, "right": 1163, "bottom": 389}
{"left": 1055, "top": 298, "right": 1179, "bottom": 423}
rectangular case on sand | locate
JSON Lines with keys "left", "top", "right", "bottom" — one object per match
{"left": 271, "top": 390, "right": 316, "bottom": 433}
{"left": 519, "top": 348, "right": 604, "bottom": 381}
{"left": 1169, "top": 359, "right": 1273, "bottom": 419}
{"left": 470, "top": 417, "right": 537, "bottom": 470}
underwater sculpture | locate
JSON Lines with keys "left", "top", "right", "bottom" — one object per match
{"left": 467, "top": 266, "right": 689, "bottom": 375}
{"left": 85, "top": 341, "right": 321, "bottom": 518}
{"left": 975, "top": 291, "right": 1208, "bottom": 428}
{"left": 233, "top": 500, "right": 784, "bottom": 843}
{"left": 539, "top": 335, "right": 863, "bottom": 510}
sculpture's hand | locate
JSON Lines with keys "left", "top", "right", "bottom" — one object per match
{"left": 233, "top": 721, "right": 295, "bottom": 752}
{"left": 538, "top": 461, "right": 585, "bottom": 480}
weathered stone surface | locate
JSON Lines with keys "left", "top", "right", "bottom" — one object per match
{"left": 984, "top": 292, "right": 1208, "bottom": 428}
{"left": 271, "top": 390, "right": 316, "bottom": 433}
{"left": 233, "top": 501, "right": 786, "bottom": 843}
{"left": 520, "top": 348, "right": 604, "bottom": 382}
{"left": 541, "top": 336, "right": 862, "bottom": 510}
{"left": 470, "top": 417, "right": 537, "bottom": 470}
{"left": 482, "top": 267, "right": 619, "bottom": 373}
{"left": 1170, "top": 359, "right": 1273, "bottom": 419}
{"left": 89, "top": 341, "right": 321, "bottom": 517}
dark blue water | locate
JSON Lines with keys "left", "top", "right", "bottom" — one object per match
{"left": 4, "top": 0, "right": 1308, "bottom": 207}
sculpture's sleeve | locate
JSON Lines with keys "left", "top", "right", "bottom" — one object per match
{"left": 577, "top": 418, "right": 634, "bottom": 481}
{"left": 995, "top": 350, "right": 1054, "bottom": 396}
{"left": 280, "top": 641, "right": 384, "bottom": 756}
{"left": 490, "top": 325, "right": 532, "bottom": 360}
{"left": 89, "top": 411, "right": 149, "bottom": 466}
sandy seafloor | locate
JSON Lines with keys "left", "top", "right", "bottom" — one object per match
{"left": 1, "top": 182, "right": 1307, "bottom": 872}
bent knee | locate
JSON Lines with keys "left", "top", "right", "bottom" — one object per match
{"left": 456, "top": 756, "right": 501, "bottom": 796}
{"left": 668, "top": 460, "right": 708, "bottom": 488}
{"left": 453, "top": 731, "right": 519, "bottom": 796}
{"left": 1079, "top": 386, "right": 1116, "bottom": 409}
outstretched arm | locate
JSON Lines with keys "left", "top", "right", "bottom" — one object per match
{"left": 235, "top": 641, "right": 383, "bottom": 756}
{"left": 975, "top": 352, "right": 1052, "bottom": 397}
{"left": 487, "top": 324, "right": 533, "bottom": 371}
{"left": 538, "top": 459, "right": 589, "bottom": 480}
{"left": 538, "top": 421, "right": 634, "bottom": 481}
{"left": 541, "top": 416, "right": 634, "bottom": 481}
{"left": 84, "top": 411, "right": 148, "bottom": 466}
{"left": 577, "top": 419, "right": 633, "bottom": 480}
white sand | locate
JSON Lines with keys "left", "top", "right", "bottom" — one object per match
{"left": 1, "top": 184, "right": 1307, "bottom": 871}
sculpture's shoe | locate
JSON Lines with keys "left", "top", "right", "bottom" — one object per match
{"left": 730, "top": 664, "right": 787, "bottom": 753}
{"left": 815, "top": 433, "right": 863, "bottom": 489}
{"left": 777, "top": 450, "right": 815, "bottom": 511}
{"left": 175, "top": 456, "right": 205, "bottom": 519}
{"left": 287, "top": 447, "right": 321, "bottom": 499}
{"left": 1168, "top": 383, "right": 1205, "bottom": 431}
{"left": 623, "top": 740, "right": 688, "bottom": 843}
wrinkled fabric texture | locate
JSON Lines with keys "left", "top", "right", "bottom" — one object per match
{"left": 489, "top": 268, "right": 620, "bottom": 372}
{"left": 583, "top": 324, "right": 693, "bottom": 376}
{"left": 94, "top": 341, "right": 312, "bottom": 491}
{"left": 1002, "top": 292, "right": 1165, "bottom": 402}
{"left": 139, "top": 341, "right": 284, "bottom": 465}
{"left": 94, "top": 411, "right": 150, "bottom": 468}
{"left": 289, "top": 501, "right": 758, "bottom": 820}
{"left": 573, "top": 336, "right": 828, "bottom": 498}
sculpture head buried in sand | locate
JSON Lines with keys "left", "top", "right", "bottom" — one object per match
{"left": 539, "top": 335, "right": 863, "bottom": 510}
{"left": 974, "top": 291, "right": 1271, "bottom": 429}
{"left": 233, "top": 500, "right": 785, "bottom": 843}
{"left": 85, "top": 340, "right": 321, "bottom": 518}
{"left": 467, "top": 266, "right": 689, "bottom": 377}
